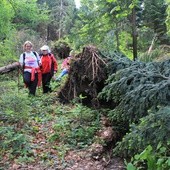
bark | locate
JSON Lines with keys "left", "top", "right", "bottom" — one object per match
{"left": 0, "top": 62, "right": 20, "bottom": 74}
{"left": 132, "top": 7, "right": 137, "bottom": 61}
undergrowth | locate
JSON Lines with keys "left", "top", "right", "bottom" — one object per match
{"left": 0, "top": 77, "right": 102, "bottom": 168}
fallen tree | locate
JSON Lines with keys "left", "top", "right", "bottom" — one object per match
{"left": 58, "top": 46, "right": 109, "bottom": 107}
{"left": 0, "top": 62, "right": 20, "bottom": 74}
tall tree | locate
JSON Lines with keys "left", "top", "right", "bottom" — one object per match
{"left": 69, "top": 0, "right": 134, "bottom": 57}
{"left": 142, "top": 0, "right": 169, "bottom": 44}
{"left": 37, "top": 0, "right": 76, "bottom": 40}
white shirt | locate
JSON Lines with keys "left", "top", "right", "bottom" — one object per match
{"left": 19, "top": 51, "right": 40, "bottom": 73}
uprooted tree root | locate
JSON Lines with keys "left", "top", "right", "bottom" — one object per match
{"left": 58, "top": 46, "right": 109, "bottom": 107}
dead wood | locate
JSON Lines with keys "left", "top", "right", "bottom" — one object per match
{"left": 58, "top": 46, "right": 109, "bottom": 107}
{"left": 0, "top": 62, "right": 20, "bottom": 74}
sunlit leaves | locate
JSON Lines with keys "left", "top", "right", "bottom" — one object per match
{"left": 0, "top": 0, "right": 14, "bottom": 40}
{"left": 106, "top": 0, "right": 117, "bottom": 3}
{"left": 10, "top": 0, "right": 49, "bottom": 29}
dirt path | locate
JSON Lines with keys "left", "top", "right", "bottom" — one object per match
{"left": 7, "top": 116, "right": 125, "bottom": 170}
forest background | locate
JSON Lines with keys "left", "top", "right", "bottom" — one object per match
{"left": 0, "top": 0, "right": 170, "bottom": 64}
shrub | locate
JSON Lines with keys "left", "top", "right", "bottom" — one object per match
{"left": 114, "top": 106, "right": 170, "bottom": 158}
{"left": 0, "top": 92, "right": 29, "bottom": 126}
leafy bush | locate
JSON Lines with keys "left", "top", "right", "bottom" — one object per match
{"left": 0, "top": 92, "right": 30, "bottom": 126}
{"left": 126, "top": 143, "right": 170, "bottom": 170}
{"left": 0, "top": 126, "right": 31, "bottom": 159}
{"left": 49, "top": 104, "right": 100, "bottom": 148}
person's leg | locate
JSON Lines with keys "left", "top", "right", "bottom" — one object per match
{"left": 45, "top": 73, "right": 52, "bottom": 93}
{"left": 42, "top": 73, "right": 52, "bottom": 93}
{"left": 42, "top": 73, "right": 47, "bottom": 93}
{"left": 56, "top": 69, "right": 68, "bottom": 81}
{"left": 23, "top": 71, "right": 31, "bottom": 86}
{"left": 23, "top": 72, "right": 33, "bottom": 95}
{"left": 29, "top": 73, "right": 38, "bottom": 95}
{"left": 60, "top": 69, "right": 68, "bottom": 77}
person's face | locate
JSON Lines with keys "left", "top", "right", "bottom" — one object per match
{"left": 42, "top": 50, "right": 48, "bottom": 55}
{"left": 25, "top": 44, "right": 32, "bottom": 52}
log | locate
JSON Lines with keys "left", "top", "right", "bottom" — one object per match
{"left": 0, "top": 62, "right": 20, "bottom": 74}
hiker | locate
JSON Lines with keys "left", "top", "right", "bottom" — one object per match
{"left": 40, "top": 45, "right": 58, "bottom": 93}
{"left": 56, "top": 50, "right": 75, "bottom": 81}
{"left": 19, "top": 41, "right": 41, "bottom": 96}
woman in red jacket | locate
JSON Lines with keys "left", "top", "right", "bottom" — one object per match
{"left": 40, "top": 45, "right": 58, "bottom": 93}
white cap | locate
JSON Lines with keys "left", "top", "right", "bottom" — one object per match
{"left": 40, "top": 45, "right": 50, "bottom": 53}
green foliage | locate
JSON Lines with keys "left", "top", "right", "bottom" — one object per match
{"left": 0, "top": 0, "right": 49, "bottom": 65}
{"left": 139, "top": 47, "right": 165, "bottom": 62}
{"left": 69, "top": 0, "right": 120, "bottom": 51}
{"left": 119, "top": 31, "right": 133, "bottom": 59}
{"left": 137, "top": 27, "right": 155, "bottom": 53}
{"left": 126, "top": 143, "right": 170, "bottom": 170}
{"left": 0, "top": 126, "right": 30, "bottom": 157}
{"left": 0, "top": 82, "right": 30, "bottom": 126}
{"left": 0, "top": 80, "right": 33, "bottom": 162}
{"left": 114, "top": 106, "right": 170, "bottom": 158}
{"left": 68, "top": 0, "right": 170, "bottom": 59}
{"left": 99, "top": 58, "right": 170, "bottom": 124}
{"left": 0, "top": 30, "right": 19, "bottom": 64}
{"left": 37, "top": 0, "right": 76, "bottom": 40}
{"left": 142, "top": 0, "right": 169, "bottom": 44}
{"left": 0, "top": 1, "right": 17, "bottom": 64}
{"left": 0, "top": 0, "right": 14, "bottom": 41}
{"left": 10, "top": 0, "right": 49, "bottom": 30}
{"left": 49, "top": 103, "right": 100, "bottom": 148}
{"left": 166, "top": 0, "right": 170, "bottom": 35}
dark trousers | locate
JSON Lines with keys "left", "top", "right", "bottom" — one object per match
{"left": 42, "top": 73, "right": 52, "bottom": 93}
{"left": 23, "top": 72, "right": 38, "bottom": 96}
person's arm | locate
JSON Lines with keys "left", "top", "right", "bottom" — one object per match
{"left": 35, "top": 52, "right": 41, "bottom": 66}
{"left": 52, "top": 54, "right": 58, "bottom": 73}
{"left": 19, "top": 53, "right": 24, "bottom": 67}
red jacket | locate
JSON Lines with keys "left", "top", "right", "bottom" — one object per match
{"left": 41, "top": 53, "right": 58, "bottom": 74}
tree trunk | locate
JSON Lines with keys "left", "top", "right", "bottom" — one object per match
{"left": 58, "top": 0, "right": 63, "bottom": 39}
{"left": 115, "top": 21, "right": 120, "bottom": 51}
{"left": 0, "top": 62, "right": 20, "bottom": 74}
{"left": 132, "top": 7, "right": 137, "bottom": 61}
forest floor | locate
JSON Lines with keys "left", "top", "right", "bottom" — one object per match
{"left": 6, "top": 104, "right": 125, "bottom": 170}
{"left": 0, "top": 73, "right": 126, "bottom": 170}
